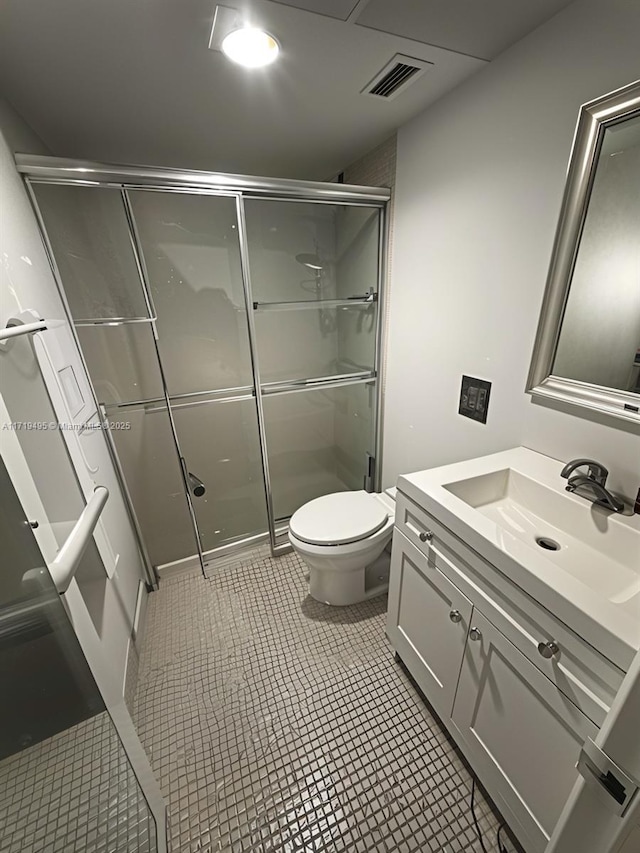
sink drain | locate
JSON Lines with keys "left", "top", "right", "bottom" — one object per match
{"left": 536, "top": 536, "right": 561, "bottom": 551}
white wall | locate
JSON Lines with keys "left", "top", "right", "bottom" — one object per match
{"left": 0, "top": 97, "right": 148, "bottom": 694}
{"left": 383, "top": 0, "right": 640, "bottom": 501}
{"left": 0, "top": 97, "right": 49, "bottom": 155}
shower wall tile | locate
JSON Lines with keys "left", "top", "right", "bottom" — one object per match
{"left": 343, "top": 134, "right": 396, "bottom": 378}
{"left": 342, "top": 134, "right": 398, "bottom": 192}
{"left": 341, "top": 135, "right": 397, "bottom": 479}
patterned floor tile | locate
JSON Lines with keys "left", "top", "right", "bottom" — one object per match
{"left": 134, "top": 549, "right": 520, "bottom": 853}
{"left": 0, "top": 713, "right": 156, "bottom": 853}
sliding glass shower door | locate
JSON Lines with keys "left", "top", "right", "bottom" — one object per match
{"left": 27, "top": 167, "right": 386, "bottom": 570}
{"left": 244, "top": 199, "right": 381, "bottom": 547}
{"left": 30, "top": 183, "right": 202, "bottom": 568}
{"left": 127, "top": 190, "right": 268, "bottom": 557}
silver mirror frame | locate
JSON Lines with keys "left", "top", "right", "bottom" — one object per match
{"left": 527, "top": 79, "right": 640, "bottom": 426}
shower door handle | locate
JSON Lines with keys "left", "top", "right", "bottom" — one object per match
{"left": 180, "top": 457, "right": 206, "bottom": 497}
{"left": 363, "top": 453, "right": 375, "bottom": 493}
{"left": 188, "top": 472, "right": 206, "bottom": 497}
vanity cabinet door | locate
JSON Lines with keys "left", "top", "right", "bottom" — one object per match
{"left": 451, "top": 610, "right": 597, "bottom": 853}
{"left": 387, "top": 531, "right": 473, "bottom": 721}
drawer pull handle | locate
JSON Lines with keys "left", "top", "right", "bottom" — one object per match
{"left": 538, "top": 640, "right": 560, "bottom": 659}
{"left": 469, "top": 627, "right": 482, "bottom": 641}
{"left": 419, "top": 530, "right": 433, "bottom": 542}
{"left": 449, "top": 609, "right": 462, "bottom": 623}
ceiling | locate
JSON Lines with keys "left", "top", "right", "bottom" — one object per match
{"left": 0, "top": 0, "right": 574, "bottom": 181}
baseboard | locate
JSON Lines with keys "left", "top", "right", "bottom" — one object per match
{"left": 123, "top": 638, "right": 140, "bottom": 715}
{"left": 155, "top": 553, "right": 202, "bottom": 579}
{"left": 156, "top": 528, "right": 290, "bottom": 579}
{"left": 132, "top": 579, "right": 148, "bottom": 650}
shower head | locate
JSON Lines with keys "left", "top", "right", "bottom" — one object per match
{"left": 295, "top": 253, "right": 323, "bottom": 271}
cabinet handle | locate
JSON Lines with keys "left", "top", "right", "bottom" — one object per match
{"left": 419, "top": 530, "right": 433, "bottom": 542}
{"left": 449, "top": 609, "right": 462, "bottom": 623}
{"left": 537, "top": 640, "right": 560, "bottom": 659}
{"left": 469, "top": 627, "right": 482, "bottom": 641}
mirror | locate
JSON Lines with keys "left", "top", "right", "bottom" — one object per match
{"left": 528, "top": 80, "right": 640, "bottom": 425}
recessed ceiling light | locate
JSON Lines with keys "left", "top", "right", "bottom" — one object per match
{"left": 221, "top": 27, "right": 279, "bottom": 68}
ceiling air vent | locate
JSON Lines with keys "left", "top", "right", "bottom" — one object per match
{"left": 362, "top": 54, "right": 432, "bottom": 100}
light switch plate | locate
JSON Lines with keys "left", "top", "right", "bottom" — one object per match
{"left": 459, "top": 375, "right": 491, "bottom": 424}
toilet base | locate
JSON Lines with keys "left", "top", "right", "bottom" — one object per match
{"left": 308, "top": 548, "right": 390, "bottom": 607}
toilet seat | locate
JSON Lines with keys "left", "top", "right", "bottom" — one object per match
{"left": 289, "top": 490, "right": 389, "bottom": 546}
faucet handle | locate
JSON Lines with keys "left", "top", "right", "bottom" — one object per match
{"left": 560, "top": 458, "right": 609, "bottom": 485}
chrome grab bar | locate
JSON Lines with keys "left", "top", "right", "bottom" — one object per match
{"left": 49, "top": 487, "right": 109, "bottom": 593}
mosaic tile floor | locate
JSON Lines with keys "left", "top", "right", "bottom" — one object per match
{"left": 134, "top": 548, "right": 520, "bottom": 853}
{"left": 0, "top": 712, "right": 156, "bottom": 853}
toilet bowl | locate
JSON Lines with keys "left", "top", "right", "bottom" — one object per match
{"left": 288, "top": 488, "right": 396, "bottom": 606}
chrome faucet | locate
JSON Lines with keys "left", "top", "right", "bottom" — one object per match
{"left": 560, "top": 459, "right": 624, "bottom": 512}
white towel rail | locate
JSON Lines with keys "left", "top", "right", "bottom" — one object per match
{"left": 49, "top": 487, "right": 109, "bottom": 593}
{"left": 0, "top": 320, "right": 48, "bottom": 343}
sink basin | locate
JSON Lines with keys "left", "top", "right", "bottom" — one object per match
{"left": 443, "top": 468, "right": 639, "bottom": 606}
{"left": 397, "top": 447, "right": 640, "bottom": 666}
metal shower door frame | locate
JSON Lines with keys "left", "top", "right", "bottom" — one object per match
{"left": 234, "top": 195, "right": 280, "bottom": 554}
{"left": 19, "top": 154, "right": 390, "bottom": 566}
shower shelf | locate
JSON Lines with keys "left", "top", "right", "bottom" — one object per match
{"left": 252, "top": 295, "right": 377, "bottom": 311}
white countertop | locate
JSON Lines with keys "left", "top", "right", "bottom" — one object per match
{"left": 397, "top": 447, "right": 640, "bottom": 671}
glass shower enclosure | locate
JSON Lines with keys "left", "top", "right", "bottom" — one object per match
{"left": 20, "top": 156, "right": 389, "bottom": 574}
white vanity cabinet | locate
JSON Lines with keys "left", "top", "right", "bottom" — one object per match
{"left": 387, "top": 534, "right": 473, "bottom": 721}
{"left": 451, "top": 608, "right": 596, "bottom": 851}
{"left": 387, "top": 492, "right": 626, "bottom": 853}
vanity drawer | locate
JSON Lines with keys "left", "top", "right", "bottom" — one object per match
{"left": 395, "top": 492, "right": 626, "bottom": 726}
{"left": 397, "top": 493, "right": 444, "bottom": 553}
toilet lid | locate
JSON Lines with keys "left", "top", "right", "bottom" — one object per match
{"left": 289, "top": 491, "right": 389, "bottom": 546}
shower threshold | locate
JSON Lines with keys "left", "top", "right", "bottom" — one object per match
{"left": 155, "top": 525, "right": 291, "bottom": 579}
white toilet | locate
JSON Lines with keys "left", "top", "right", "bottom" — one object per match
{"left": 288, "top": 488, "right": 396, "bottom": 606}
